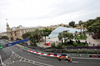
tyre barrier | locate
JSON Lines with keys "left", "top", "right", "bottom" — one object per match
{"left": 89, "top": 55, "right": 100, "bottom": 58}
{"left": 29, "top": 49, "right": 68, "bottom": 58}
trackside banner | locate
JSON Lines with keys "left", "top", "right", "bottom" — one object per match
{"left": 0, "top": 39, "right": 29, "bottom": 49}
{"left": 5, "top": 39, "right": 29, "bottom": 47}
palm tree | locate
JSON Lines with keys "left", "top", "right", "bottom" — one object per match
{"left": 79, "top": 20, "right": 83, "bottom": 35}
{"left": 82, "top": 22, "right": 87, "bottom": 32}
{"left": 58, "top": 32, "right": 63, "bottom": 40}
{"left": 58, "top": 32, "right": 64, "bottom": 44}
{"left": 42, "top": 28, "right": 52, "bottom": 44}
{"left": 58, "top": 32, "right": 74, "bottom": 43}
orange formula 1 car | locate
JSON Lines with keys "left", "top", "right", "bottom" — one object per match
{"left": 58, "top": 56, "right": 72, "bottom": 62}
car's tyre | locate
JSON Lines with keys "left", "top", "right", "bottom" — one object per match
{"left": 58, "top": 59, "right": 61, "bottom": 61}
{"left": 68, "top": 60, "right": 70, "bottom": 62}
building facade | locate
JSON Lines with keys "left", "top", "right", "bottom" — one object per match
{"left": 6, "top": 23, "right": 59, "bottom": 40}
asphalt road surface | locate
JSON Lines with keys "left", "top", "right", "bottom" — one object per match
{"left": 0, "top": 39, "right": 100, "bottom": 66}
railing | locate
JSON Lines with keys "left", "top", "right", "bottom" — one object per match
{"left": 67, "top": 46, "right": 100, "bottom": 49}
{"left": 44, "top": 49, "right": 100, "bottom": 54}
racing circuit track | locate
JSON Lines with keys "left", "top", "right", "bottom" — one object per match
{"left": 0, "top": 39, "right": 100, "bottom": 66}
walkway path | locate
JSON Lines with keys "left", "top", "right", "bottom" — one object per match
{"left": 37, "top": 37, "right": 59, "bottom": 48}
{"left": 73, "top": 34, "right": 100, "bottom": 46}
{"left": 86, "top": 34, "right": 100, "bottom": 46}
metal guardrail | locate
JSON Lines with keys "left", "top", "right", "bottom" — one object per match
{"left": 44, "top": 49, "right": 100, "bottom": 54}
{"left": 18, "top": 44, "right": 100, "bottom": 58}
{"left": 67, "top": 46, "right": 100, "bottom": 49}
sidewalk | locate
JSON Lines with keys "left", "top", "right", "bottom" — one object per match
{"left": 37, "top": 42, "right": 51, "bottom": 48}
{"left": 37, "top": 37, "right": 59, "bottom": 48}
{"left": 86, "top": 34, "right": 100, "bottom": 46}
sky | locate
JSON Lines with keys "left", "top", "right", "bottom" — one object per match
{"left": 0, "top": 0, "right": 100, "bottom": 33}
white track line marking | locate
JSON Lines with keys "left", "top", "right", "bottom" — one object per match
{"left": 24, "top": 58, "right": 26, "bottom": 61}
{"left": 8, "top": 45, "right": 53, "bottom": 66}
{"left": 33, "top": 61, "right": 35, "bottom": 64}
{"left": 28, "top": 60, "right": 30, "bottom": 62}
{"left": 20, "top": 57, "right": 23, "bottom": 61}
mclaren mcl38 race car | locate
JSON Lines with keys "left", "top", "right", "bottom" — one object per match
{"left": 58, "top": 56, "right": 72, "bottom": 62}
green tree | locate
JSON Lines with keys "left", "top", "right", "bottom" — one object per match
{"left": 84, "top": 17, "right": 100, "bottom": 38}
{"left": 85, "top": 17, "right": 100, "bottom": 34}
{"left": 69, "top": 21, "right": 75, "bottom": 28}
{"left": 42, "top": 28, "right": 52, "bottom": 44}
{"left": 88, "top": 21, "right": 100, "bottom": 34}
{"left": 67, "top": 33, "right": 74, "bottom": 40}
{"left": 56, "top": 42, "right": 65, "bottom": 49}
{"left": 58, "top": 32, "right": 63, "bottom": 41}
{"left": 75, "top": 31, "right": 78, "bottom": 36}
{"left": 22, "top": 32, "right": 31, "bottom": 39}
{"left": 79, "top": 20, "right": 83, "bottom": 34}
{"left": 29, "top": 31, "right": 37, "bottom": 46}
{"left": 85, "top": 19, "right": 95, "bottom": 28}
{"left": 1, "top": 36, "right": 8, "bottom": 39}
{"left": 58, "top": 32, "right": 64, "bottom": 44}
{"left": 58, "top": 31, "right": 74, "bottom": 43}
{"left": 35, "top": 29, "right": 41, "bottom": 42}
{"left": 82, "top": 22, "right": 87, "bottom": 32}
{"left": 22, "top": 29, "right": 42, "bottom": 46}
{"left": 95, "top": 17, "right": 100, "bottom": 21}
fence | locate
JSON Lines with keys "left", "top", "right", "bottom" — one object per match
{"left": 67, "top": 46, "right": 100, "bottom": 49}
{"left": 23, "top": 46, "right": 100, "bottom": 58}
{"left": 18, "top": 44, "right": 100, "bottom": 58}
{"left": 44, "top": 49, "right": 100, "bottom": 54}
